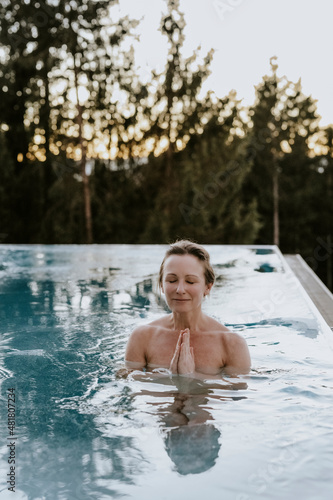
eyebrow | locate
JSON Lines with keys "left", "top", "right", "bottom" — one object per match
{"left": 165, "top": 273, "right": 200, "bottom": 278}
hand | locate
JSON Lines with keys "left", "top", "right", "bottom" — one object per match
{"left": 169, "top": 329, "right": 195, "bottom": 375}
{"left": 169, "top": 330, "right": 183, "bottom": 373}
{"left": 177, "top": 329, "right": 195, "bottom": 375}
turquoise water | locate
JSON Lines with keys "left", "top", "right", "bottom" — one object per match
{"left": 0, "top": 245, "right": 333, "bottom": 500}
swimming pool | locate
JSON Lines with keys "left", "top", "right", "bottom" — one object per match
{"left": 0, "top": 244, "right": 332, "bottom": 499}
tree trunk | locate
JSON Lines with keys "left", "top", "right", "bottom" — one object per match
{"left": 39, "top": 54, "right": 55, "bottom": 242}
{"left": 166, "top": 142, "right": 173, "bottom": 179}
{"left": 74, "top": 54, "right": 93, "bottom": 244}
{"left": 273, "top": 164, "right": 279, "bottom": 246}
{"left": 81, "top": 149, "right": 93, "bottom": 244}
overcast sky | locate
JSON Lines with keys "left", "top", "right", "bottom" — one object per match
{"left": 118, "top": 0, "right": 333, "bottom": 127}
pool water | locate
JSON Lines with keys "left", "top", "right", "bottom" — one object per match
{"left": 0, "top": 245, "right": 333, "bottom": 500}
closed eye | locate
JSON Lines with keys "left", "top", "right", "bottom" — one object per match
{"left": 167, "top": 279, "right": 195, "bottom": 284}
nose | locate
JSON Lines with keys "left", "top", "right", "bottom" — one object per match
{"left": 176, "top": 280, "right": 186, "bottom": 294}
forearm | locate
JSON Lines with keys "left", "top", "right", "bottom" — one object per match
{"left": 118, "top": 363, "right": 175, "bottom": 384}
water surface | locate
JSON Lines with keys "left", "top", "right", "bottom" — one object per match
{"left": 0, "top": 245, "right": 332, "bottom": 500}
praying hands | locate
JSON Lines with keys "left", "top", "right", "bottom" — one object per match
{"left": 169, "top": 328, "right": 195, "bottom": 375}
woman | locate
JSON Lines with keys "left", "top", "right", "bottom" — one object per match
{"left": 125, "top": 240, "right": 251, "bottom": 378}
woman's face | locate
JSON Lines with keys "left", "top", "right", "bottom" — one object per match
{"left": 161, "top": 254, "right": 212, "bottom": 312}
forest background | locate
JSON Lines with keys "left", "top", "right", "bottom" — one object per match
{"left": 0, "top": 0, "right": 332, "bottom": 290}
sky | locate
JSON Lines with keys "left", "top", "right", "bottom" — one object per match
{"left": 117, "top": 0, "right": 333, "bottom": 127}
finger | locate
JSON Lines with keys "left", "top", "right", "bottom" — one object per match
{"left": 179, "top": 330, "right": 186, "bottom": 342}
{"left": 183, "top": 330, "right": 190, "bottom": 346}
{"left": 173, "top": 334, "right": 181, "bottom": 354}
{"left": 175, "top": 342, "right": 181, "bottom": 358}
{"left": 171, "top": 339, "right": 181, "bottom": 360}
{"left": 170, "top": 345, "right": 180, "bottom": 373}
{"left": 180, "top": 340, "right": 190, "bottom": 358}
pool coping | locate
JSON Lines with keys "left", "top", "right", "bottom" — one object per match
{"left": 284, "top": 253, "right": 333, "bottom": 330}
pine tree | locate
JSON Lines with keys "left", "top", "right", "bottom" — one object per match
{"left": 0, "top": 0, "right": 142, "bottom": 243}
{"left": 247, "top": 57, "right": 320, "bottom": 246}
{"left": 0, "top": 131, "right": 15, "bottom": 242}
{"left": 309, "top": 126, "right": 333, "bottom": 290}
{"left": 139, "top": 94, "right": 260, "bottom": 244}
{"left": 48, "top": 0, "right": 144, "bottom": 243}
{"left": 172, "top": 101, "right": 260, "bottom": 244}
{"left": 137, "top": 0, "right": 222, "bottom": 240}
{"left": 0, "top": 1, "right": 41, "bottom": 171}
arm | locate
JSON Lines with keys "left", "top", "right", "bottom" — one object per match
{"left": 124, "top": 326, "right": 148, "bottom": 371}
{"left": 223, "top": 332, "right": 251, "bottom": 376}
{"left": 122, "top": 326, "right": 175, "bottom": 382}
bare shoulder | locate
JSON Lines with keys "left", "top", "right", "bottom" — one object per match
{"left": 129, "top": 323, "right": 152, "bottom": 337}
{"left": 221, "top": 329, "right": 248, "bottom": 349}
{"left": 125, "top": 324, "right": 152, "bottom": 368}
{"left": 126, "top": 315, "right": 170, "bottom": 346}
{"left": 209, "top": 320, "right": 248, "bottom": 351}
{"left": 128, "top": 314, "right": 171, "bottom": 341}
{"left": 220, "top": 329, "right": 251, "bottom": 375}
{"left": 204, "top": 315, "right": 231, "bottom": 333}
{"left": 125, "top": 316, "right": 170, "bottom": 369}
{"left": 146, "top": 314, "right": 172, "bottom": 328}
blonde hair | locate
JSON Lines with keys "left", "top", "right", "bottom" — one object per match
{"left": 158, "top": 240, "right": 215, "bottom": 288}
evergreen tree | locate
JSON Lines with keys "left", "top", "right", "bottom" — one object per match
{"left": 0, "top": 0, "right": 62, "bottom": 193}
{"left": 175, "top": 106, "right": 260, "bottom": 244}
{"left": 0, "top": 1, "right": 38, "bottom": 171}
{"left": 139, "top": 96, "right": 260, "bottom": 243}
{"left": 50, "top": 0, "right": 142, "bottom": 243}
{"left": 0, "top": 0, "right": 142, "bottom": 243}
{"left": 91, "top": 159, "right": 149, "bottom": 243}
{"left": 136, "top": 0, "right": 227, "bottom": 240}
{"left": 247, "top": 57, "right": 320, "bottom": 246}
{"left": 307, "top": 126, "right": 333, "bottom": 290}
{"left": 0, "top": 131, "right": 15, "bottom": 242}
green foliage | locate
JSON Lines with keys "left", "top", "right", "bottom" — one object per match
{"left": 139, "top": 0, "right": 215, "bottom": 163}
{"left": 246, "top": 57, "right": 320, "bottom": 244}
{"left": 139, "top": 108, "right": 261, "bottom": 244}
{"left": 91, "top": 159, "right": 150, "bottom": 243}
{"left": 0, "top": 132, "right": 15, "bottom": 242}
{"left": 0, "top": 1, "right": 332, "bottom": 289}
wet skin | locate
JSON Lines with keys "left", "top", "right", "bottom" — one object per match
{"left": 125, "top": 254, "right": 251, "bottom": 378}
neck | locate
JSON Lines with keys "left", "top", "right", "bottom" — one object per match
{"left": 171, "top": 308, "right": 205, "bottom": 332}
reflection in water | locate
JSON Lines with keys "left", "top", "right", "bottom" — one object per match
{"left": 160, "top": 391, "right": 221, "bottom": 475}
{"left": 164, "top": 424, "right": 220, "bottom": 475}
{"left": 0, "top": 245, "right": 205, "bottom": 496}
{"left": 0, "top": 248, "right": 163, "bottom": 498}
{"left": 237, "top": 317, "right": 319, "bottom": 339}
{"left": 2, "top": 246, "right": 331, "bottom": 498}
{"left": 0, "top": 245, "right": 251, "bottom": 495}
{"left": 131, "top": 375, "right": 247, "bottom": 475}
